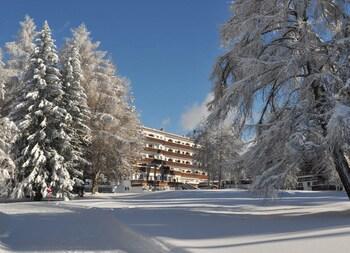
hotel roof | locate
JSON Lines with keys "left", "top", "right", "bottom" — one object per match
{"left": 142, "top": 126, "right": 194, "bottom": 142}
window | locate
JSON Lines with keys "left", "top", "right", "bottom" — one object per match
{"left": 148, "top": 144, "right": 153, "bottom": 148}
{"left": 149, "top": 134, "right": 154, "bottom": 137}
{"left": 148, "top": 155, "right": 154, "bottom": 158}
{"left": 168, "top": 139, "right": 173, "bottom": 142}
{"left": 168, "top": 159, "right": 173, "bottom": 162}
{"left": 168, "top": 149, "right": 173, "bottom": 152}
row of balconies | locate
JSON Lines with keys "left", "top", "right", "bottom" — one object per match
{"left": 143, "top": 154, "right": 193, "bottom": 165}
{"left": 141, "top": 157, "right": 201, "bottom": 169}
{"left": 144, "top": 146, "right": 193, "bottom": 158}
{"left": 135, "top": 167, "right": 208, "bottom": 180}
{"left": 133, "top": 174, "right": 205, "bottom": 184}
{"left": 145, "top": 133, "right": 195, "bottom": 147}
{"left": 145, "top": 136, "right": 197, "bottom": 150}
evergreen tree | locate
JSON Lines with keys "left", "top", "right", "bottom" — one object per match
{"left": 11, "top": 21, "right": 73, "bottom": 199}
{"left": 0, "top": 118, "right": 17, "bottom": 197}
{"left": 0, "top": 52, "right": 18, "bottom": 197}
{"left": 62, "top": 25, "right": 142, "bottom": 193}
{"left": 61, "top": 45, "right": 91, "bottom": 184}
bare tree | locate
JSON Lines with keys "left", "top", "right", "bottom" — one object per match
{"left": 209, "top": 0, "right": 350, "bottom": 198}
{"left": 2, "top": 16, "right": 36, "bottom": 117}
{"left": 194, "top": 122, "right": 242, "bottom": 187}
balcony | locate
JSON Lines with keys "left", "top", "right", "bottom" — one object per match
{"left": 173, "top": 170, "right": 208, "bottom": 180}
{"left": 144, "top": 146, "right": 193, "bottom": 159}
{"left": 141, "top": 157, "right": 199, "bottom": 170}
{"left": 145, "top": 136, "right": 196, "bottom": 150}
{"left": 136, "top": 163, "right": 208, "bottom": 180}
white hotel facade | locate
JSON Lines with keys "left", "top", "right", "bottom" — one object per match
{"left": 133, "top": 126, "right": 208, "bottom": 186}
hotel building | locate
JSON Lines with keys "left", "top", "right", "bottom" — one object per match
{"left": 132, "top": 126, "right": 208, "bottom": 187}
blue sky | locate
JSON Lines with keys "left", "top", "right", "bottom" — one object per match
{"left": 0, "top": 0, "right": 231, "bottom": 134}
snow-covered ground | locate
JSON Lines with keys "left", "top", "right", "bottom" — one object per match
{"left": 1, "top": 190, "right": 350, "bottom": 253}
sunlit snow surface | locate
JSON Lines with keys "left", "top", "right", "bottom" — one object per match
{"left": 1, "top": 190, "right": 350, "bottom": 252}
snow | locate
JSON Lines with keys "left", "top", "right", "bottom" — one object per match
{"left": 0, "top": 204, "right": 166, "bottom": 253}
{"left": 1, "top": 189, "right": 350, "bottom": 253}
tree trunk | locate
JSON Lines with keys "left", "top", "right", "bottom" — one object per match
{"left": 160, "top": 166, "right": 164, "bottom": 182}
{"left": 333, "top": 147, "right": 350, "bottom": 199}
{"left": 33, "top": 189, "right": 43, "bottom": 201}
{"left": 309, "top": 68, "right": 350, "bottom": 198}
{"left": 154, "top": 167, "right": 157, "bottom": 188}
{"left": 91, "top": 171, "right": 100, "bottom": 194}
{"left": 146, "top": 167, "right": 150, "bottom": 183}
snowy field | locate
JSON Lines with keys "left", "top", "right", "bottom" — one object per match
{"left": 1, "top": 190, "right": 350, "bottom": 253}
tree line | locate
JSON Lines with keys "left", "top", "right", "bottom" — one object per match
{"left": 0, "top": 17, "right": 142, "bottom": 200}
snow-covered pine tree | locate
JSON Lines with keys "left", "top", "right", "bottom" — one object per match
{"left": 0, "top": 118, "right": 18, "bottom": 197}
{"left": 208, "top": 1, "right": 350, "bottom": 198}
{"left": 2, "top": 16, "right": 36, "bottom": 117}
{"left": 11, "top": 21, "right": 73, "bottom": 200}
{"left": 61, "top": 45, "right": 91, "bottom": 185}
{"left": 62, "top": 24, "right": 142, "bottom": 193}
{"left": 0, "top": 52, "right": 18, "bottom": 197}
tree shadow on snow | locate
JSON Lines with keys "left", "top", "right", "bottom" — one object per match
{"left": 0, "top": 207, "right": 177, "bottom": 253}
{"left": 108, "top": 190, "right": 350, "bottom": 244}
